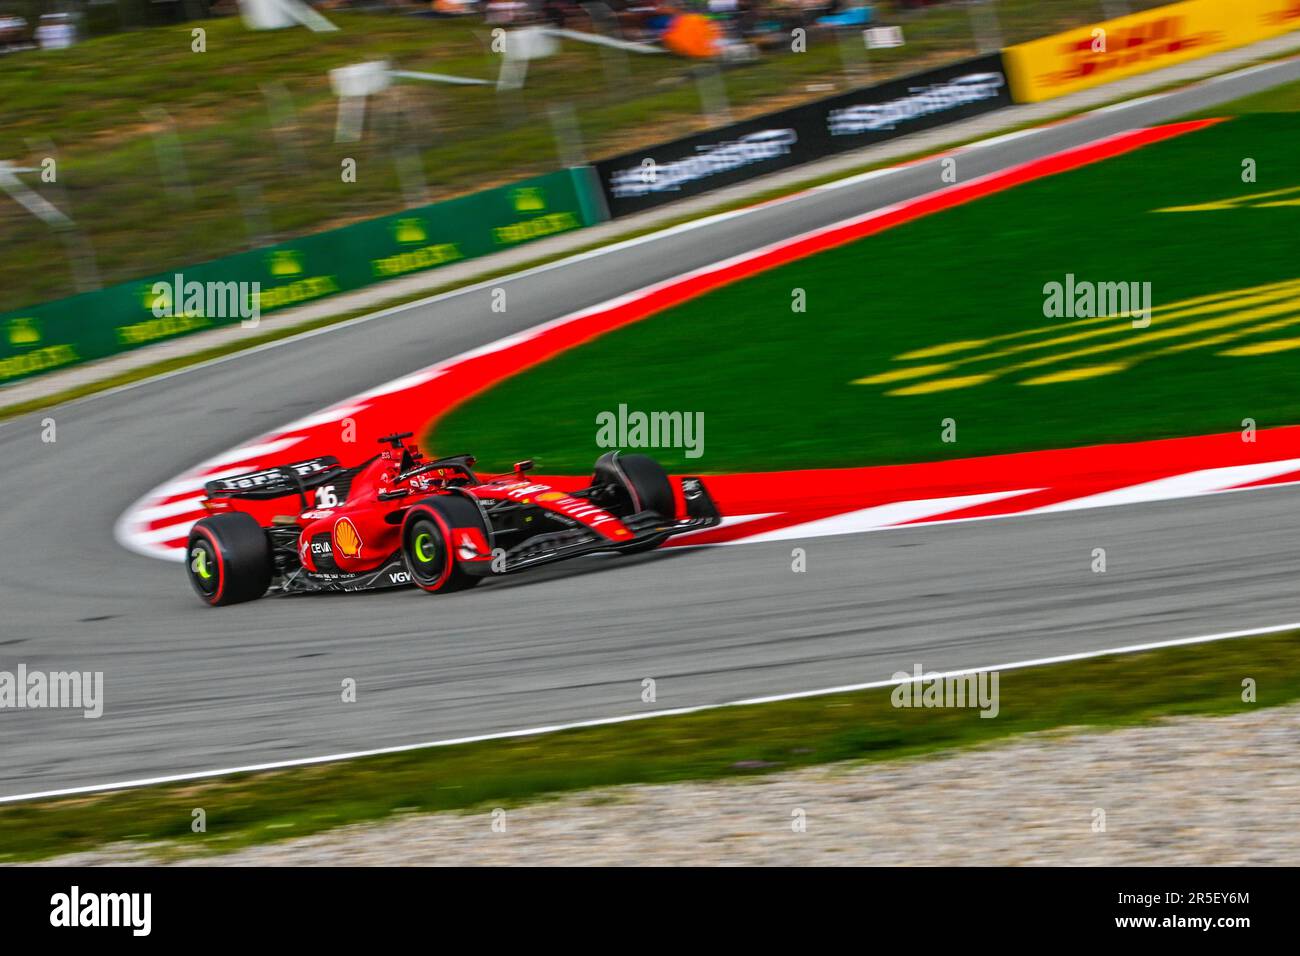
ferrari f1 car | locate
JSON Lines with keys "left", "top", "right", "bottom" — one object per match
{"left": 185, "top": 433, "right": 721, "bottom": 606}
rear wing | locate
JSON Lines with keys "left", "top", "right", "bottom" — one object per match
{"left": 204, "top": 456, "right": 344, "bottom": 502}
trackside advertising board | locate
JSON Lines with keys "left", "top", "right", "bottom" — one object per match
{"left": 0, "top": 168, "right": 604, "bottom": 386}
{"left": 1003, "top": 0, "right": 1300, "bottom": 103}
{"left": 593, "top": 53, "right": 1012, "bottom": 218}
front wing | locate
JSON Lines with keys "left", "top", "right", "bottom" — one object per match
{"left": 482, "top": 474, "right": 722, "bottom": 575}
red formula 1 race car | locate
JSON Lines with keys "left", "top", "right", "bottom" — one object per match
{"left": 184, "top": 433, "right": 721, "bottom": 606}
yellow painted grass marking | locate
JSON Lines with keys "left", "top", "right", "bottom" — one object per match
{"left": 852, "top": 361, "right": 956, "bottom": 385}
{"left": 1155, "top": 185, "right": 1300, "bottom": 213}
{"left": 896, "top": 339, "right": 992, "bottom": 360}
{"left": 1018, "top": 364, "right": 1129, "bottom": 386}
{"left": 853, "top": 363, "right": 953, "bottom": 385}
{"left": 1006, "top": 298, "right": 1300, "bottom": 373}
{"left": 855, "top": 278, "right": 1300, "bottom": 394}
{"left": 1220, "top": 337, "right": 1300, "bottom": 356}
{"left": 1155, "top": 313, "right": 1300, "bottom": 355}
{"left": 886, "top": 374, "right": 996, "bottom": 396}
{"left": 1005, "top": 312, "right": 1300, "bottom": 387}
{"left": 892, "top": 277, "right": 1300, "bottom": 364}
{"left": 896, "top": 324, "right": 1105, "bottom": 361}
{"left": 903, "top": 281, "right": 1300, "bottom": 377}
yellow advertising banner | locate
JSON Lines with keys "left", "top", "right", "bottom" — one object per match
{"left": 1003, "top": 0, "right": 1300, "bottom": 103}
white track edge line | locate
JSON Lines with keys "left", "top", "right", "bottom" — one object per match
{"left": 2, "top": 619, "right": 1295, "bottom": 805}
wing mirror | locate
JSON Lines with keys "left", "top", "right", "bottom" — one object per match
{"left": 513, "top": 459, "right": 534, "bottom": 477}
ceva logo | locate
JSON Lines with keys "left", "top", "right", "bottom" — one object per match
{"left": 6, "top": 317, "right": 40, "bottom": 347}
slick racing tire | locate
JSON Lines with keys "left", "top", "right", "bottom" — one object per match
{"left": 401, "top": 496, "right": 484, "bottom": 594}
{"left": 186, "top": 513, "right": 273, "bottom": 607}
{"left": 593, "top": 452, "right": 675, "bottom": 555}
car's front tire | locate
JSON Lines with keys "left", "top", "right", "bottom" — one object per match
{"left": 401, "top": 497, "right": 483, "bottom": 593}
{"left": 186, "top": 513, "right": 273, "bottom": 606}
{"left": 593, "top": 451, "right": 676, "bottom": 554}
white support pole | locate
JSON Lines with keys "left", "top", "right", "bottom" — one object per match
{"left": 239, "top": 0, "right": 338, "bottom": 33}
{"left": 965, "top": 0, "right": 1003, "bottom": 55}
{"left": 0, "top": 164, "right": 72, "bottom": 227}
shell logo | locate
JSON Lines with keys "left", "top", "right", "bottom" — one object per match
{"left": 536, "top": 492, "right": 567, "bottom": 502}
{"left": 334, "top": 518, "right": 363, "bottom": 558}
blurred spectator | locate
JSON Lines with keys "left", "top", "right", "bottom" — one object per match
{"left": 485, "top": 0, "right": 529, "bottom": 24}
{"left": 0, "top": 0, "right": 889, "bottom": 61}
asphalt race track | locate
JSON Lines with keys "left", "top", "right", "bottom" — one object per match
{"left": 3, "top": 57, "right": 1299, "bottom": 799}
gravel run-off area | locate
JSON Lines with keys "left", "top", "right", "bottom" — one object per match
{"left": 38, "top": 703, "right": 1300, "bottom": 866}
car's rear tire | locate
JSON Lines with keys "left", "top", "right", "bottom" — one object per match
{"left": 186, "top": 513, "right": 273, "bottom": 607}
{"left": 592, "top": 452, "right": 675, "bottom": 554}
{"left": 401, "top": 497, "right": 484, "bottom": 593}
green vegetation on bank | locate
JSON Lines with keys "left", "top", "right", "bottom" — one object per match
{"left": 433, "top": 109, "right": 1300, "bottom": 472}
{"left": 0, "top": 628, "right": 1296, "bottom": 862}
{"left": 0, "top": 2, "right": 1167, "bottom": 312}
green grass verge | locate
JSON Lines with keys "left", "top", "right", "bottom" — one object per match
{"left": 432, "top": 107, "right": 1300, "bottom": 473}
{"left": 0, "top": 2, "right": 1171, "bottom": 313}
{"left": 1186, "top": 64, "right": 1300, "bottom": 114}
{"left": 0, "top": 628, "right": 1295, "bottom": 862}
